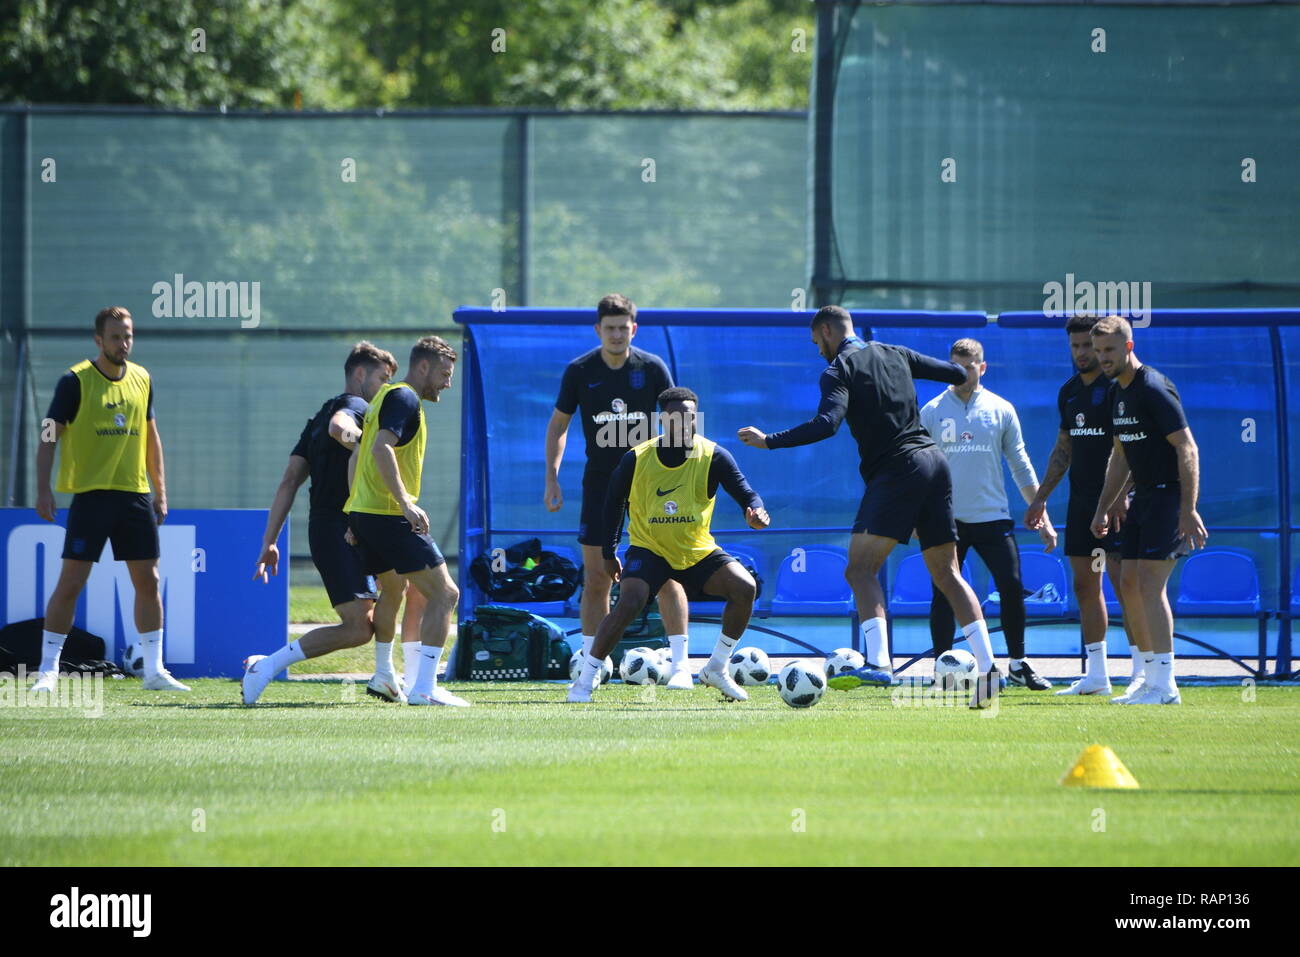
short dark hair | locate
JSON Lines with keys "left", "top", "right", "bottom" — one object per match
{"left": 95, "top": 306, "right": 131, "bottom": 336}
{"left": 810, "top": 304, "right": 852, "bottom": 331}
{"left": 410, "top": 335, "right": 457, "bottom": 367}
{"left": 1090, "top": 316, "right": 1133, "bottom": 341}
{"left": 658, "top": 386, "right": 698, "bottom": 410}
{"left": 950, "top": 337, "right": 984, "bottom": 362}
{"left": 1065, "top": 314, "right": 1100, "bottom": 334}
{"left": 345, "top": 340, "right": 398, "bottom": 378}
{"left": 597, "top": 293, "right": 637, "bottom": 323}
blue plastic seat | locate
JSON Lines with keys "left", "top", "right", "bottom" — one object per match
{"left": 768, "top": 545, "right": 854, "bottom": 616}
{"left": 887, "top": 553, "right": 977, "bottom": 617}
{"left": 1291, "top": 561, "right": 1300, "bottom": 616}
{"left": 1174, "top": 550, "right": 1261, "bottom": 616}
{"left": 983, "top": 547, "right": 1068, "bottom": 617}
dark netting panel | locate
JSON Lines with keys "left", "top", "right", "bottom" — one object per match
{"left": 23, "top": 332, "right": 463, "bottom": 557}
{"left": 472, "top": 324, "right": 671, "bottom": 537}
{"left": 826, "top": 5, "right": 1300, "bottom": 311}
{"left": 1284, "top": 329, "right": 1300, "bottom": 524}
{"left": 529, "top": 115, "right": 806, "bottom": 308}
{"left": 28, "top": 115, "right": 512, "bottom": 330}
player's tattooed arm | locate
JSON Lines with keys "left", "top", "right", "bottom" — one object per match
{"left": 33, "top": 420, "right": 66, "bottom": 522}
{"left": 371, "top": 430, "right": 428, "bottom": 533}
{"left": 328, "top": 410, "right": 363, "bottom": 450}
{"left": 1167, "top": 428, "right": 1208, "bottom": 550}
{"left": 1025, "top": 429, "right": 1070, "bottom": 529}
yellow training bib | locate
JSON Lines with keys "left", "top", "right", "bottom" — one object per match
{"left": 56, "top": 360, "right": 151, "bottom": 494}
{"left": 344, "top": 382, "right": 426, "bottom": 516}
{"left": 626, "top": 434, "right": 717, "bottom": 570}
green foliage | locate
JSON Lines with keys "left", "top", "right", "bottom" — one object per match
{"left": 2, "top": 0, "right": 813, "bottom": 110}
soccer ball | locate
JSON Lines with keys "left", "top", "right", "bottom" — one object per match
{"left": 728, "top": 647, "right": 772, "bottom": 686}
{"left": 620, "top": 647, "right": 662, "bottom": 685}
{"left": 933, "top": 648, "right": 977, "bottom": 689}
{"left": 569, "top": 651, "right": 613, "bottom": 686}
{"left": 655, "top": 647, "right": 673, "bottom": 685}
{"left": 778, "top": 660, "right": 825, "bottom": 709}
{"left": 122, "top": 641, "right": 144, "bottom": 677}
{"left": 824, "top": 647, "right": 865, "bottom": 678}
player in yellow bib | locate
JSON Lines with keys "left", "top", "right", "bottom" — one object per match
{"left": 342, "top": 335, "right": 467, "bottom": 707}
{"left": 32, "top": 306, "right": 188, "bottom": 693}
{"left": 568, "top": 388, "right": 771, "bottom": 703}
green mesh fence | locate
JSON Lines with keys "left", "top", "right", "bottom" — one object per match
{"left": 1, "top": 109, "right": 806, "bottom": 558}
{"left": 813, "top": 2, "right": 1300, "bottom": 311}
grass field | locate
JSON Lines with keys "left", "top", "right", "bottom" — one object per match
{"left": 2, "top": 679, "right": 1297, "bottom": 866}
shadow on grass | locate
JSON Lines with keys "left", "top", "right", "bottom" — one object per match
{"left": 128, "top": 701, "right": 349, "bottom": 710}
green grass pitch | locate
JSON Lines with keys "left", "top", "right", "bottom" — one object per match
{"left": 2, "top": 680, "right": 1297, "bottom": 866}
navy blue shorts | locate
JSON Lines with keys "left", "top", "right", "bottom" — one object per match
{"left": 853, "top": 446, "right": 956, "bottom": 549}
{"left": 578, "top": 471, "right": 613, "bottom": 548}
{"left": 62, "top": 490, "right": 160, "bottom": 563}
{"left": 621, "top": 545, "right": 739, "bottom": 599}
{"left": 309, "top": 513, "right": 377, "bottom": 607}
{"left": 1121, "top": 484, "right": 1190, "bottom": 561}
{"left": 1064, "top": 489, "right": 1124, "bottom": 557}
{"left": 346, "top": 511, "right": 446, "bottom": 576}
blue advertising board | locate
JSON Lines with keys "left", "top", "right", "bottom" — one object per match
{"left": 1, "top": 508, "right": 288, "bottom": 679}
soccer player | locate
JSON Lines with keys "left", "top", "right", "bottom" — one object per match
{"left": 738, "top": 305, "right": 1002, "bottom": 709}
{"left": 919, "top": 338, "right": 1057, "bottom": 690}
{"left": 545, "top": 294, "right": 695, "bottom": 688}
{"left": 567, "top": 388, "right": 769, "bottom": 703}
{"left": 1089, "top": 316, "right": 1207, "bottom": 705}
{"left": 31, "top": 306, "right": 188, "bottom": 692}
{"left": 1025, "top": 316, "right": 1139, "bottom": 697}
{"left": 243, "top": 341, "right": 413, "bottom": 705}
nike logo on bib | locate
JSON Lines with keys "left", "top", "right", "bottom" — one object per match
{"left": 656, "top": 484, "right": 682, "bottom": 496}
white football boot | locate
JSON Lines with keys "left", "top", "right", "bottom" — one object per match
{"left": 697, "top": 662, "right": 748, "bottom": 702}
{"left": 408, "top": 686, "right": 470, "bottom": 707}
{"left": 1110, "top": 675, "right": 1147, "bottom": 704}
{"left": 1126, "top": 683, "right": 1182, "bottom": 706}
{"left": 665, "top": 663, "right": 694, "bottom": 690}
{"left": 143, "top": 668, "right": 191, "bottom": 692}
{"left": 241, "top": 655, "right": 272, "bottom": 705}
{"left": 28, "top": 671, "right": 58, "bottom": 694}
{"left": 366, "top": 671, "right": 407, "bottom": 703}
{"left": 1055, "top": 675, "right": 1113, "bottom": 696}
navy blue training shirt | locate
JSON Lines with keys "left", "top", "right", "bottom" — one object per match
{"left": 555, "top": 346, "right": 674, "bottom": 479}
{"left": 1111, "top": 364, "right": 1188, "bottom": 490}
{"left": 1057, "top": 372, "right": 1115, "bottom": 495}
{"left": 765, "top": 337, "right": 967, "bottom": 482}
{"left": 290, "top": 393, "right": 368, "bottom": 516}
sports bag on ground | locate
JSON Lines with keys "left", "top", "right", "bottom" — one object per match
{"left": 454, "top": 605, "right": 569, "bottom": 681}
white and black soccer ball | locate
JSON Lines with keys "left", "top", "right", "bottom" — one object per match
{"left": 569, "top": 651, "right": 613, "bottom": 685}
{"left": 728, "top": 646, "right": 772, "bottom": 686}
{"left": 933, "top": 648, "right": 977, "bottom": 689}
{"left": 122, "top": 641, "right": 144, "bottom": 677}
{"left": 620, "top": 647, "right": 662, "bottom": 685}
{"left": 824, "top": 647, "right": 865, "bottom": 678}
{"left": 778, "top": 660, "right": 825, "bottom": 709}
{"left": 655, "top": 647, "right": 673, "bottom": 684}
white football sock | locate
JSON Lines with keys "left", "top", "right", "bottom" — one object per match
{"left": 411, "top": 644, "right": 443, "bottom": 698}
{"left": 1131, "top": 646, "right": 1146, "bottom": 680}
{"left": 962, "top": 619, "right": 995, "bottom": 673}
{"left": 860, "top": 617, "right": 890, "bottom": 670}
{"left": 1009, "top": 657, "right": 1026, "bottom": 670}
{"left": 706, "top": 633, "right": 738, "bottom": 670}
{"left": 581, "top": 635, "right": 595, "bottom": 658}
{"left": 402, "top": 641, "right": 420, "bottom": 678}
{"left": 374, "top": 639, "right": 394, "bottom": 676}
{"left": 667, "top": 634, "right": 688, "bottom": 667}
{"left": 265, "top": 639, "right": 306, "bottom": 675}
{"left": 579, "top": 652, "right": 602, "bottom": 689}
{"left": 1152, "top": 652, "right": 1175, "bottom": 692}
{"left": 1141, "top": 652, "right": 1155, "bottom": 682}
{"left": 1085, "top": 640, "right": 1107, "bottom": 678}
{"left": 39, "top": 630, "right": 67, "bottom": 675}
{"left": 140, "top": 629, "right": 165, "bottom": 677}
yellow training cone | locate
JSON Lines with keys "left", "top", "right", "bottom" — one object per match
{"left": 1060, "top": 745, "right": 1140, "bottom": 789}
